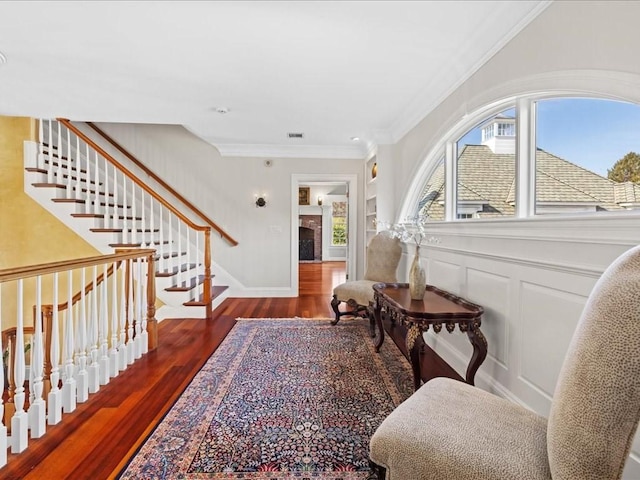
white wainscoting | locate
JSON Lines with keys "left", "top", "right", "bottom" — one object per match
{"left": 398, "top": 215, "right": 640, "bottom": 477}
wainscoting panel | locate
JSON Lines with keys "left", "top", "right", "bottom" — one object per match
{"left": 518, "top": 281, "right": 587, "bottom": 401}
{"left": 428, "top": 258, "right": 462, "bottom": 296}
{"left": 466, "top": 268, "right": 510, "bottom": 368}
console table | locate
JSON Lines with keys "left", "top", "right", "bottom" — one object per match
{"left": 372, "top": 282, "right": 486, "bottom": 391}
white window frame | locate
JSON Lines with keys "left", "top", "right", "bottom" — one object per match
{"left": 403, "top": 93, "right": 640, "bottom": 224}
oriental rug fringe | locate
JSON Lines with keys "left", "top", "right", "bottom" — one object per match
{"left": 119, "top": 318, "right": 413, "bottom": 479}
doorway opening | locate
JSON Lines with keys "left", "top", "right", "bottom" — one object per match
{"left": 291, "top": 174, "right": 357, "bottom": 297}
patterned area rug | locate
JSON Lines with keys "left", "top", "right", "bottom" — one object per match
{"left": 119, "top": 318, "right": 413, "bottom": 479}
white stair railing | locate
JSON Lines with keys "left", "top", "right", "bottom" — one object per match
{"left": 0, "top": 250, "right": 157, "bottom": 468}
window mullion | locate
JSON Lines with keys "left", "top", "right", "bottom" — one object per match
{"left": 515, "top": 98, "right": 536, "bottom": 218}
{"left": 445, "top": 141, "right": 457, "bottom": 221}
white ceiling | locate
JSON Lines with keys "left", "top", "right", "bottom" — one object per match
{"left": 0, "top": 1, "right": 549, "bottom": 159}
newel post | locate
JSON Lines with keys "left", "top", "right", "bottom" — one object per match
{"left": 146, "top": 253, "right": 158, "bottom": 351}
{"left": 203, "top": 228, "right": 212, "bottom": 320}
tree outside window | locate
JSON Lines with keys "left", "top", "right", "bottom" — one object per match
{"left": 332, "top": 201, "right": 347, "bottom": 246}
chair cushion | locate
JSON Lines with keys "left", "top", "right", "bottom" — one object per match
{"left": 547, "top": 245, "right": 640, "bottom": 480}
{"left": 370, "top": 377, "right": 551, "bottom": 480}
{"left": 333, "top": 280, "right": 377, "bottom": 307}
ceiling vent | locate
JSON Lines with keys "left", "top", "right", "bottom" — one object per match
{"left": 287, "top": 132, "right": 304, "bottom": 139}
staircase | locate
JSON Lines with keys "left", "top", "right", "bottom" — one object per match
{"left": 23, "top": 119, "right": 232, "bottom": 319}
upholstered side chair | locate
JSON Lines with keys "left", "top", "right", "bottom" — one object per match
{"left": 370, "top": 244, "right": 640, "bottom": 480}
{"left": 331, "top": 232, "right": 401, "bottom": 332}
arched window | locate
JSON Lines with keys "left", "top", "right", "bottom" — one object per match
{"left": 411, "top": 96, "right": 640, "bottom": 221}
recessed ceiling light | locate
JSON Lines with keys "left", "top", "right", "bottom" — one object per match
{"left": 0, "top": 51, "right": 6, "bottom": 64}
{"left": 350, "top": 136, "right": 360, "bottom": 141}
{"left": 215, "top": 107, "right": 229, "bottom": 114}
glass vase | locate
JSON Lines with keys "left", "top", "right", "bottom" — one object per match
{"left": 409, "top": 244, "right": 426, "bottom": 300}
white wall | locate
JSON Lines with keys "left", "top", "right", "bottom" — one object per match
{"left": 385, "top": 2, "right": 640, "bottom": 476}
{"left": 94, "top": 123, "right": 364, "bottom": 296}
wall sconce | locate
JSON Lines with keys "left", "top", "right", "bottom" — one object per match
{"left": 317, "top": 196, "right": 323, "bottom": 206}
{"left": 255, "top": 194, "right": 267, "bottom": 208}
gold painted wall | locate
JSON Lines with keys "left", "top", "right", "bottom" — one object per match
{"left": 1, "top": 116, "right": 100, "bottom": 330}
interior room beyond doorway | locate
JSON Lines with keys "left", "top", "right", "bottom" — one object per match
{"left": 298, "top": 182, "right": 348, "bottom": 263}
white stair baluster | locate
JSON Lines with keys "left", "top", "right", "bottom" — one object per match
{"left": 176, "top": 219, "right": 182, "bottom": 287}
{"left": 87, "top": 267, "right": 100, "bottom": 394}
{"left": 28, "top": 335, "right": 35, "bottom": 408}
{"left": 65, "top": 126, "right": 72, "bottom": 198}
{"left": 158, "top": 205, "right": 165, "bottom": 273}
{"left": 122, "top": 175, "right": 128, "bottom": 245}
{"left": 56, "top": 121, "right": 63, "bottom": 187}
{"left": 140, "top": 257, "right": 149, "bottom": 355}
{"left": 74, "top": 135, "right": 81, "bottom": 200}
{"left": 109, "top": 261, "right": 119, "bottom": 377}
{"left": 36, "top": 119, "right": 44, "bottom": 170}
{"left": 76, "top": 268, "right": 88, "bottom": 403}
{"left": 186, "top": 225, "right": 191, "bottom": 288}
{"left": 84, "top": 143, "right": 91, "bottom": 213}
{"left": 46, "top": 119, "right": 54, "bottom": 183}
{"left": 99, "top": 264, "right": 110, "bottom": 385}
{"left": 197, "top": 230, "right": 203, "bottom": 299}
{"left": 62, "top": 270, "right": 76, "bottom": 414}
{"left": 118, "top": 261, "right": 127, "bottom": 371}
{"left": 48, "top": 272, "right": 63, "bottom": 424}
{"left": 126, "top": 260, "right": 135, "bottom": 365}
{"left": 0, "top": 284, "right": 7, "bottom": 467}
{"left": 104, "top": 156, "right": 111, "bottom": 229}
{"left": 149, "top": 193, "right": 155, "bottom": 250}
{"left": 140, "top": 190, "right": 146, "bottom": 246}
{"left": 168, "top": 213, "right": 174, "bottom": 277}
{"left": 11, "top": 279, "right": 28, "bottom": 453}
{"left": 134, "top": 260, "right": 143, "bottom": 359}
{"left": 93, "top": 151, "right": 100, "bottom": 217}
{"left": 112, "top": 168, "right": 119, "bottom": 243}
{"left": 131, "top": 181, "right": 137, "bottom": 246}
{"left": 28, "top": 275, "right": 46, "bottom": 437}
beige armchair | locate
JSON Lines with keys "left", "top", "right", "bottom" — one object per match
{"left": 331, "top": 232, "right": 401, "bottom": 332}
{"left": 370, "top": 244, "right": 640, "bottom": 480}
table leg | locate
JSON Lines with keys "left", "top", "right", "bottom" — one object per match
{"left": 374, "top": 301, "right": 385, "bottom": 352}
{"left": 406, "top": 324, "right": 423, "bottom": 391}
{"left": 367, "top": 303, "right": 376, "bottom": 338}
{"left": 465, "top": 322, "right": 488, "bottom": 386}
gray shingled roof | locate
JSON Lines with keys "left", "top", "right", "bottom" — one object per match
{"left": 419, "top": 145, "right": 637, "bottom": 220}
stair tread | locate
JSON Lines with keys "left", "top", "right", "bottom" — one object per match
{"left": 53, "top": 198, "right": 85, "bottom": 204}
{"left": 165, "top": 274, "right": 213, "bottom": 292}
{"left": 155, "top": 251, "right": 186, "bottom": 260}
{"left": 71, "top": 213, "right": 104, "bottom": 218}
{"left": 156, "top": 263, "right": 197, "bottom": 277}
{"left": 183, "top": 285, "right": 228, "bottom": 306}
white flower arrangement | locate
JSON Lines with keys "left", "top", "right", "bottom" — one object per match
{"left": 378, "top": 215, "right": 440, "bottom": 247}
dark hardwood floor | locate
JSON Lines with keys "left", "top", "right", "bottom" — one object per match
{"left": 1, "top": 261, "right": 455, "bottom": 479}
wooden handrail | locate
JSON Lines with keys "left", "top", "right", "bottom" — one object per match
{"left": 0, "top": 250, "right": 155, "bottom": 283}
{"left": 85, "top": 122, "right": 238, "bottom": 247}
{"left": 57, "top": 118, "right": 238, "bottom": 246}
